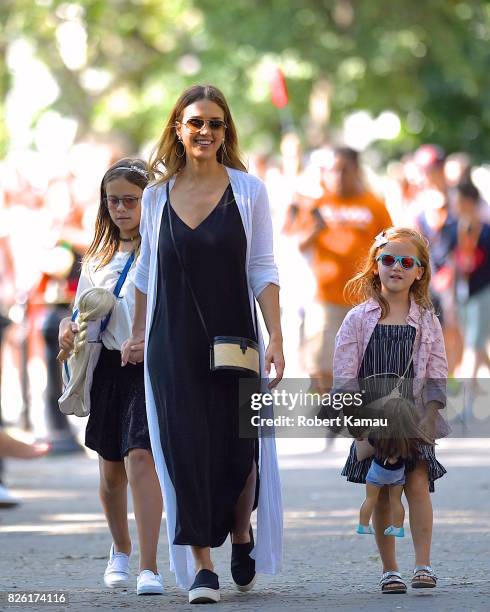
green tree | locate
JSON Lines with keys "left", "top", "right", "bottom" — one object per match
{"left": 1, "top": 0, "right": 489, "bottom": 160}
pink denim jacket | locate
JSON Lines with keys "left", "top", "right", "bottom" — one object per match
{"left": 334, "top": 297, "right": 449, "bottom": 437}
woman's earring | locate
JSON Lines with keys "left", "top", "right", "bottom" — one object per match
{"left": 176, "top": 139, "right": 186, "bottom": 158}
{"left": 220, "top": 140, "right": 227, "bottom": 162}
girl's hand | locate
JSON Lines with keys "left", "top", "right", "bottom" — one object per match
{"left": 265, "top": 336, "right": 285, "bottom": 389}
{"left": 121, "top": 331, "right": 145, "bottom": 366}
{"left": 58, "top": 316, "right": 78, "bottom": 353}
{"left": 419, "top": 414, "right": 436, "bottom": 442}
{"left": 420, "top": 401, "right": 440, "bottom": 442}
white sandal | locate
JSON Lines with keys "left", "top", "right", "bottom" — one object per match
{"left": 380, "top": 570, "right": 407, "bottom": 594}
{"left": 412, "top": 565, "right": 437, "bottom": 589}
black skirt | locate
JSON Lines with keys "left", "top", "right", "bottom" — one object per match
{"left": 85, "top": 346, "right": 151, "bottom": 462}
{"left": 341, "top": 440, "right": 446, "bottom": 493}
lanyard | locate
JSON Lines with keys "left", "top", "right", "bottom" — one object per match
{"left": 71, "top": 251, "right": 135, "bottom": 332}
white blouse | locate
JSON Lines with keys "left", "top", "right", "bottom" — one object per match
{"left": 74, "top": 251, "right": 137, "bottom": 351}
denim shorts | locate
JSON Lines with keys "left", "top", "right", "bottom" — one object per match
{"left": 366, "top": 461, "right": 406, "bottom": 487}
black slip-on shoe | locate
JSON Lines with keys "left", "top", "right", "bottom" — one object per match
{"left": 189, "top": 569, "right": 220, "bottom": 604}
{"left": 231, "top": 525, "right": 256, "bottom": 592}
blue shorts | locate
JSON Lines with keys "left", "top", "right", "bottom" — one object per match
{"left": 366, "top": 461, "right": 406, "bottom": 487}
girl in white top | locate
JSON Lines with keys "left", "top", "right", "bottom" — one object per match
{"left": 58, "top": 158, "right": 164, "bottom": 596}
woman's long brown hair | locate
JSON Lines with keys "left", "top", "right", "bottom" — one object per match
{"left": 148, "top": 84, "right": 247, "bottom": 185}
{"left": 83, "top": 158, "right": 148, "bottom": 270}
{"left": 344, "top": 227, "right": 433, "bottom": 318}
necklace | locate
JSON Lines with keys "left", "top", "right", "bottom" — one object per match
{"left": 119, "top": 234, "right": 140, "bottom": 243}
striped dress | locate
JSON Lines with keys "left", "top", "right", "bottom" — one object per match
{"left": 341, "top": 324, "right": 446, "bottom": 492}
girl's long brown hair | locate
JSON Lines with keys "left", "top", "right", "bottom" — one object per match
{"left": 148, "top": 84, "right": 247, "bottom": 185}
{"left": 344, "top": 227, "right": 433, "bottom": 318}
{"left": 83, "top": 158, "right": 148, "bottom": 270}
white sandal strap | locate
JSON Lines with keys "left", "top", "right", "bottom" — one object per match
{"left": 413, "top": 566, "right": 437, "bottom": 580}
{"left": 380, "top": 571, "right": 404, "bottom": 585}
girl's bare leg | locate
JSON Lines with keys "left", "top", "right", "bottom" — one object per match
{"left": 404, "top": 460, "right": 432, "bottom": 566}
{"left": 373, "top": 486, "right": 398, "bottom": 573}
{"left": 125, "top": 449, "right": 162, "bottom": 573}
{"left": 99, "top": 457, "right": 131, "bottom": 555}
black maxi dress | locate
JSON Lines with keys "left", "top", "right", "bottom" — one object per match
{"left": 147, "top": 184, "right": 258, "bottom": 547}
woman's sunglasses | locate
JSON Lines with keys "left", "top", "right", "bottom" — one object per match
{"left": 179, "top": 118, "right": 227, "bottom": 133}
{"left": 376, "top": 254, "right": 422, "bottom": 270}
{"left": 105, "top": 195, "right": 141, "bottom": 209}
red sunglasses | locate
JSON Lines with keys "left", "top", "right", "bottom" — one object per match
{"left": 376, "top": 254, "right": 422, "bottom": 270}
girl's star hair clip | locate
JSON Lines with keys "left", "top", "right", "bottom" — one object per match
{"left": 374, "top": 231, "right": 389, "bottom": 248}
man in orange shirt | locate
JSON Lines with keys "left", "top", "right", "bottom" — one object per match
{"left": 298, "top": 147, "right": 392, "bottom": 391}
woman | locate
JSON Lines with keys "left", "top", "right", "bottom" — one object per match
{"left": 122, "top": 85, "right": 284, "bottom": 603}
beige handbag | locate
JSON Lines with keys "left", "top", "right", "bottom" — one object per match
{"left": 211, "top": 336, "right": 260, "bottom": 375}
{"left": 167, "top": 183, "right": 260, "bottom": 377}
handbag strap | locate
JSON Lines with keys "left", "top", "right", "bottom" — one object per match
{"left": 166, "top": 182, "right": 212, "bottom": 346}
{"left": 166, "top": 182, "right": 259, "bottom": 346}
{"left": 100, "top": 250, "right": 135, "bottom": 332}
{"left": 71, "top": 251, "right": 135, "bottom": 332}
{"left": 65, "top": 251, "right": 135, "bottom": 382}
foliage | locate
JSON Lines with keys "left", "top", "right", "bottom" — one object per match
{"left": 1, "top": 0, "right": 489, "bottom": 160}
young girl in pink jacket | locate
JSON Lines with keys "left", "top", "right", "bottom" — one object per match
{"left": 334, "top": 227, "right": 449, "bottom": 594}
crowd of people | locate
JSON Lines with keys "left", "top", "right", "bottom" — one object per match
{"left": 265, "top": 141, "right": 490, "bottom": 389}
{"left": 0, "top": 141, "right": 119, "bottom": 505}
{"left": 0, "top": 83, "right": 489, "bottom": 601}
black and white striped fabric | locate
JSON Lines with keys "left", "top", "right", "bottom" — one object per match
{"left": 341, "top": 324, "right": 446, "bottom": 492}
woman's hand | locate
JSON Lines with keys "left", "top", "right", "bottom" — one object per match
{"left": 58, "top": 316, "right": 78, "bottom": 353}
{"left": 265, "top": 335, "right": 285, "bottom": 389}
{"left": 256, "top": 284, "right": 284, "bottom": 389}
{"left": 121, "top": 331, "right": 145, "bottom": 366}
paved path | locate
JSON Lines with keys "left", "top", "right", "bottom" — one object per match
{"left": 1, "top": 439, "right": 489, "bottom": 611}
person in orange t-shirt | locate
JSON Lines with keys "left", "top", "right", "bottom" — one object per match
{"left": 298, "top": 147, "right": 392, "bottom": 391}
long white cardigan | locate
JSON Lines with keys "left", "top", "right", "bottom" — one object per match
{"left": 134, "top": 166, "right": 283, "bottom": 589}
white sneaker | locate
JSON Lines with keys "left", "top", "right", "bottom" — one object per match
{"left": 103, "top": 544, "right": 130, "bottom": 588}
{"left": 137, "top": 570, "right": 164, "bottom": 595}
{"left": 0, "top": 483, "right": 20, "bottom": 508}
